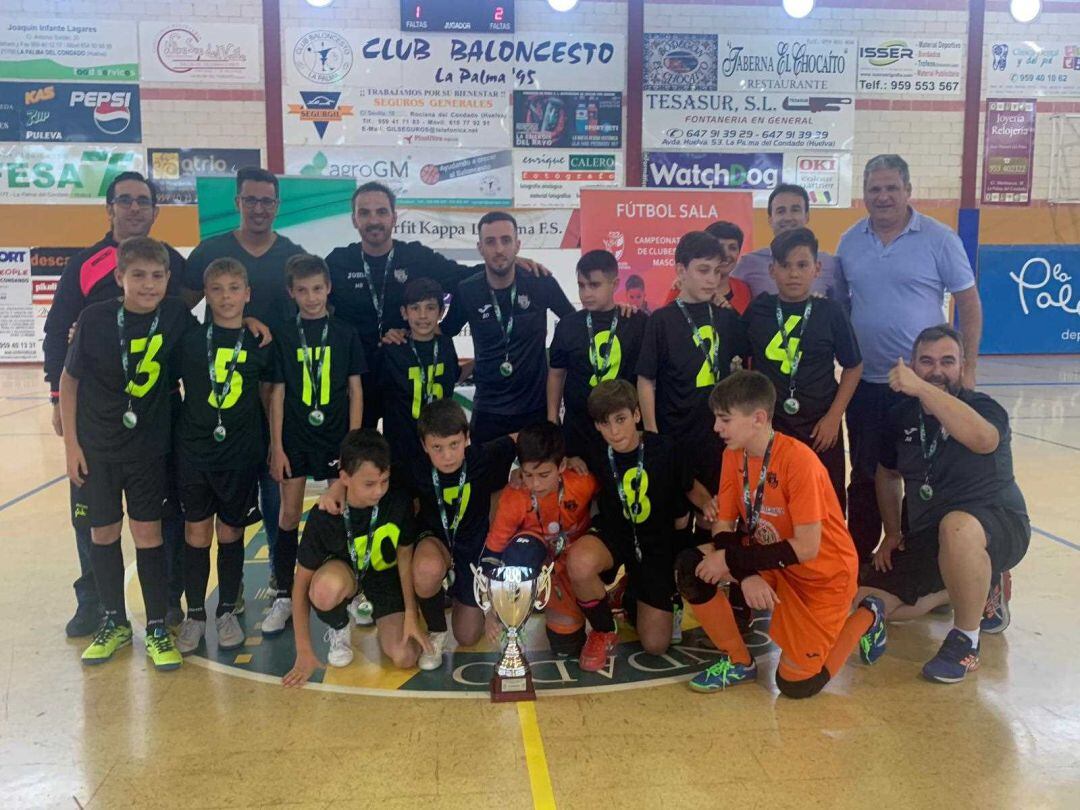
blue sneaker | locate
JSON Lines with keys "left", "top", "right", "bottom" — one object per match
{"left": 858, "top": 595, "right": 888, "bottom": 665}
{"left": 980, "top": 570, "right": 1011, "bottom": 635}
{"left": 689, "top": 655, "right": 757, "bottom": 692}
{"left": 922, "top": 629, "right": 980, "bottom": 684}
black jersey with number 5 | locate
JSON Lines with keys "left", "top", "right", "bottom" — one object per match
{"left": 297, "top": 491, "right": 418, "bottom": 573}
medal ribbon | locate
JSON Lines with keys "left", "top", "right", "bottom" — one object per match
{"left": 344, "top": 501, "right": 379, "bottom": 575}
{"left": 530, "top": 479, "right": 567, "bottom": 558}
{"left": 409, "top": 337, "right": 441, "bottom": 408}
{"left": 117, "top": 304, "right": 161, "bottom": 418}
{"left": 361, "top": 247, "right": 395, "bottom": 330}
{"left": 775, "top": 298, "right": 814, "bottom": 400}
{"left": 742, "top": 431, "right": 776, "bottom": 535}
{"left": 586, "top": 310, "right": 619, "bottom": 380}
{"left": 488, "top": 280, "right": 516, "bottom": 369}
{"left": 607, "top": 440, "right": 646, "bottom": 562}
{"left": 432, "top": 462, "right": 468, "bottom": 546}
{"left": 675, "top": 299, "right": 720, "bottom": 379}
{"left": 918, "top": 412, "right": 943, "bottom": 496}
{"left": 206, "top": 324, "right": 246, "bottom": 433}
{"left": 296, "top": 313, "right": 330, "bottom": 418}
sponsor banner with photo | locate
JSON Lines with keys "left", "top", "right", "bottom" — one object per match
{"left": 977, "top": 245, "right": 1080, "bottom": 354}
{"left": 284, "top": 145, "right": 513, "bottom": 207}
{"left": 513, "top": 90, "right": 622, "bottom": 149}
{"left": 0, "top": 247, "right": 35, "bottom": 362}
{"left": 512, "top": 32, "right": 626, "bottom": 92}
{"left": 0, "top": 19, "right": 138, "bottom": 81}
{"left": 579, "top": 188, "right": 753, "bottom": 312}
{"left": 514, "top": 150, "right": 623, "bottom": 208}
{"left": 981, "top": 99, "right": 1036, "bottom": 206}
{"left": 857, "top": 38, "right": 964, "bottom": 97}
{"left": 138, "top": 22, "right": 261, "bottom": 84}
{"left": 0, "top": 82, "right": 141, "bottom": 143}
{"left": 0, "top": 144, "right": 144, "bottom": 203}
{"left": 148, "top": 147, "right": 262, "bottom": 205}
{"left": 987, "top": 41, "right": 1080, "bottom": 98}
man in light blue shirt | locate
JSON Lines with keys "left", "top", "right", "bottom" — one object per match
{"left": 732, "top": 183, "right": 847, "bottom": 303}
{"left": 837, "top": 154, "right": 983, "bottom": 560}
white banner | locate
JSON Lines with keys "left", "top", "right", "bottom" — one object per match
{"left": 987, "top": 41, "right": 1080, "bottom": 98}
{"left": 138, "top": 22, "right": 261, "bottom": 84}
{"left": 857, "top": 38, "right": 964, "bottom": 97}
{"left": 0, "top": 144, "right": 145, "bottom": 203}
{"left": 513, "top": 32, "right": 626, "bottom": 92}
{"left": 0, "top": 247, "right": 36, "bottom": 362}
{"left": 514, "top": 150, "right": 623, "bottom": 208}
{"left": 0, "top": 18, "right": 138, "bottom": 81}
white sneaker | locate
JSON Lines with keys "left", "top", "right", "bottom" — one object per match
{"left": 215, "top": 612, "right": 245, "bottom": 650}
{"left": 261, "top": 597, "right": 292, "bottom": 636}
{"left": 418, "top": 630, "right": 448, "bottom": 671}
{"left": 347, "top": 594, "right": 374, "bottom": 627}
{"left": 324, "top": 626, "right": 354, "bottom": 667}
{"left": 176, "top": 618, "right": 206, "bottom": 654}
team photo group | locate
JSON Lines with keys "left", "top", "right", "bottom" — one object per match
{"left": 47, "top": 151, "right": 1030, "bottom": 698}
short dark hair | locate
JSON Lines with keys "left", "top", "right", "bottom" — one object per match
{"left": 236, "top": 166, "right": 278, "bottom": 195}
{"left": 625, "top": 274, "right": 645, "bottom": 291}
{"left": 771, "top": 227, "right": 819, "bottom": 263}
{"left": 478, "top": 210, "right": 518, "bottom": 235}
{"left": 117, "top": 236, "right": 169, "bottom": 274}
{"left": 516, "top": 421, "right": 565, "bottom": 466}
{"left": 675, "top": 231, "right": 722, "bottom": 267}
{"left": 912, "top": 324, "right": 964, "bottom": 359}
{"left": 577, "top": 249, "right": 618, "bottom": 280}
{"left": 587, "top": 379, "right": 639, "bottom": 423}
{"left": 285, "top": 253, "right": 330, "bottom": 287}
{"left": 403, "top": 277, "right": 445, "bottom": 310}
{"left": 106, "top": 171, "right": 156, "bottom": 207}
{"left": 767, "top": 183, "right": 810, "bottom": 216}
{"left": 203, "top": 257, "right": 248, "bottom": 287}
{"left": 417, "top": 399, "right": 469, "bottom": 440}
{"left": 708, "top": 370, "right": 776, "bottom": 417}
{"left": 339, "top": 429, "right": 391, "bottom": 475}
{"left": 705, "top": 221, "right": 744, "bottom": 251}
{"left": 353, "top": 181, "right": 396, "bottom": 212}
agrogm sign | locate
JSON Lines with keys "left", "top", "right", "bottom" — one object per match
{"left": 0, "top": 144, "right": 143, "bottom": 202}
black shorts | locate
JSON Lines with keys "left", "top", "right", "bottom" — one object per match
{"left": 285, "top": 445, "right": 341, "bottom": 482}
{"left": 358, "top": 565, "right": 406, "bottom": 621}
{"left": 861, "top": 506, "right": 1031, "bottom": 605}
{"left": 177, "top": 457, "right": 262, "bottom": 528}
{"left": 592, "top": 524, "right": 677, "bottom": 612}
{"left": 82, "top": 454, "right": 167, "bottom": 528}
{"left": 433, "top": 533, "right": 486, "bottom": 609}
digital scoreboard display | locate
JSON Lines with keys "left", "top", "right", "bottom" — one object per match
{"left": 400, "top": 1, "right": 515, "bottom": 34}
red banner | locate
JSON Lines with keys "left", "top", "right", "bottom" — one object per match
{"left": 579, "top": 188, "right": 753, "bottom": 313}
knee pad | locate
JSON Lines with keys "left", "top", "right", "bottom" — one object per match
{"left": 546, "top": 624, "right": 586, "bottom": 657}
{"left": 775, "top": 667, "right": 830, "bottom": 700}
{"left": 674, "top": 547, "right": 714, "bottom": 605}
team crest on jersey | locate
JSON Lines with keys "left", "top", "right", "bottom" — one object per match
{"left": 394, "top": 268, "right": 408, "bottom": 284}
{"left": 767, "top": 472, "right": 779, "bottom": 488}
{"left": 478, "top": 303, "right": 493, "bottom": 319}
{"left": 517, "top": 294, "right": 531, "bottom": 310}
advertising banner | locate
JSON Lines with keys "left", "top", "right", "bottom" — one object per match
{"left": 579, "top": 188, "right": 753, "bottom": 312}
{"left": 977, "top": 245, "right": 1080, "bottom": 354}
{"left": 139, "top": 22, "right": 261, "bottom": 84}
{"left": 987, "top": 41, "right": 1080, "bottom": 98}
{"left": 857, "top": 38, "right": 964, "bottom": 96}
{"left": 0, "top": 19, "right": 138, "bottom": 81}
{"left": 793, "top": 152, "right": 852, "bottom": 208}
{"left": 0, "top": 83, "right": 141, "bottom": 143}
{"left": 284, "top": 145, "right": 513, "bottom": 207}
{"left": 148, "top": 147, "right": 262, "bottom": 205}
{"left": 0, "top": 144, "right": 144, "bottom": 203}
{"left": 514, "top": 150, "right": 623, "bottom": 208}
{"left": 981, "top": 99, "right": 1036, "bottom": 206}
{"left": 513, "top": 90, "right": 622, "bottom": 148}
{"left": 0, "top": 247, "right": 35, "bottom": 361}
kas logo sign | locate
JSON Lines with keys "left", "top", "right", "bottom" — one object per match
{"left": 69, "top": 90, "right": 134, "bottom": 135}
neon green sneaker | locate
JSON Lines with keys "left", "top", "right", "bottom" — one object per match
{"left": 145, "top": 626, "right": 182, "bottom": 671}
{"left": 81, "top": 618, "right": 133, "bottom": 665}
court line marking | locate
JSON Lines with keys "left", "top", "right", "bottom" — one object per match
{"left": 1013, "top": 431, "right": 1080, "bottom": 452}
{"left": 1033, "top": 526, "right": 1080, "bottom": 553}
{"left": 0, "top": 473, "right": 65, "bottom": 512}
{"left": 0, "top": 402, "right": 49, "bottom": 419}
{"left": 980, "top": 382, "right": 1080, "bottom": 387}
{"left": 518, "top": 702, "right": 557, "bottom": 810}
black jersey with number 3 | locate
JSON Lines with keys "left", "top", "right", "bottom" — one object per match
{"left": 176, "top": 325, "right": 273, "bottom": 471}
{"left": 297, "top": 491, "right": 418, "bottom": 573}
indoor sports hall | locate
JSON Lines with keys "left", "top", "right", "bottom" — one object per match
{"left": 0, "top": 1, "right": 1078, "bottom": 808}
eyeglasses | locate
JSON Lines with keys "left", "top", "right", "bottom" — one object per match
{"left": 112, "top": 195, "right": 154, "bottom": 209}
{"left": 240, "top": 196, "right": 279, "bottom": 210}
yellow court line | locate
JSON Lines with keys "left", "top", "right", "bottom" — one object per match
{"left": 517, "top": 702, "right": 556, "bottom": 810}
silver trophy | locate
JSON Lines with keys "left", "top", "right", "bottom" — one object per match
{"left": 472, "top": 533, "right": 553, "bottom": 702}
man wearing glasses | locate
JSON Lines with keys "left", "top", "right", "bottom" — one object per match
{"left": 44, "top": 171, "right": 190, "bottom": 638}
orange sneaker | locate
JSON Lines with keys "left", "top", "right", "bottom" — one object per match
{"left": 579, "top": 629, "right": 619, "bottom": 672}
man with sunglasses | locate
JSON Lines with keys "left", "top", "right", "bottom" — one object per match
{"left": 44, "top": 171, "right": 190, "bottom": 638}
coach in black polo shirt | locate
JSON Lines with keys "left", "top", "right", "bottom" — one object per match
{"left": 442, "top": 211, "right": 574, "bottom": 442}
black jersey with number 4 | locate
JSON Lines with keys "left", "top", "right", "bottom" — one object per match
{"left": 378, "top": 335, "right": 459, "bottom": 473}
{"left": 743, "top": 294, "right": 861, "bottom": 431}
{"left": 549, "top": 307, "right": 647, "bottom": 432}
{"left": 297, "top": 490, "right": 418, "bottom": 574}
{"left": 176, "top": 325, "right": 273, "bottom": 471}
{"left": 636, "top": 300, "right": 747, "bottom": 439}
{"left": 271, "top": 315, "right": 367, "bottom": 457}
{"left": 64, "top": 296, "right": 196, "bottom": 462}
{"left": 413, "top": 436, "right": 517, "bottom": 558}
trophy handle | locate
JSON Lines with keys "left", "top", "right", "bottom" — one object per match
{"left": 470, "top": 563, "right": 491, "bottom": 613}
{"left": 533, "top": 563, "right": 554, "bottom": 611}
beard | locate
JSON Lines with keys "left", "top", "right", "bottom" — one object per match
{"left": 926, "top": 374, "right": 963, "bottom": 395}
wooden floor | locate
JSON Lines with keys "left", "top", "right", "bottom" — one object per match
{"left": 1, "top": 357, "right": 1078, "bottom": 809}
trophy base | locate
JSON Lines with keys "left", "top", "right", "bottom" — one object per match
{"left": 491, "top": 672, "right": 536, "bottom": 702}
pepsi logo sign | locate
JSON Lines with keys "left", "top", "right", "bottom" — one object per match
{"left": 69, "top": 90, "right": 133, "bottom": 135}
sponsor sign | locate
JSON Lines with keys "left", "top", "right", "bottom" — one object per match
{"left": 148, "top": 147, "right": 261, "bottom": 205}
{"left": 987, "top": 41, "right": 1080, "bottom": 98}
{"left": 285, "top": 90, "right": 356, "bottom": 143}
{"left": 512, "top": 32, "right": 625, "bottom": 92}
{"left": 644, "top": 151, "right": 782, "bottom": 190}
{"left": 0, "top": 144, "right": 143, "bottom": 203}
{"left": 0, "top": 247, "right": 35, "bottom": 361}
{"left": 0, "top": 19, "right": 138, "bottom": 81}
{"left": 514, "top": 151, "right": 623, "bottom": 208}
{"left": 977, "top": 246, "right": 1080, "bottom": 354}
{"left": 982, "top": 99, "right": 1036, "bottom": 206}
{"left": 513, "top": 90, "right": 622, "bottom": 149}
{"left": 857, "top": 38, "right": 964, "bottom": 96}
{"left": 0, "top": 82, "right": 141, "bottom": 143}
{"left": 793, "top": 152, "right": 851, "bottom": 208}
{"left": 139, "top": 22, "right": 261, "bottom": 83}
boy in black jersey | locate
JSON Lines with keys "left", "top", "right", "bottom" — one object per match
{"left": 548, "top": 249, "right": 647, "bottom": 455}
{"left": 742, "top": 228, "right": 862, "bottom": 508}
{"left": 282, "top": 431, "right": 428, "bottom": 686}
{"left": 579, "top": 380, "right": 694, "bottom": 661}
{"left": 60, "top": 236, "right": 196, "bottom": 671}
{"left": 637, "top": 231, "right": 748, "bottom": 534}
{"left": 378, "top": 278, "right": 460, "bottom": 492}
{"left": 265, "top": 255, "right": 366, "bottom": 637}
{"left": 173, "top": 258, "right": 274, "bottom": 654}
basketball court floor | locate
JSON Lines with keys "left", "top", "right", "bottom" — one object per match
{"left": 0, "top": 356, "right": 1077, "bottom": 809}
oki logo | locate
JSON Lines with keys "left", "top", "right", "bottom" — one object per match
{"left": 798, "top": 158, "right": 837, "bottom": 172}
